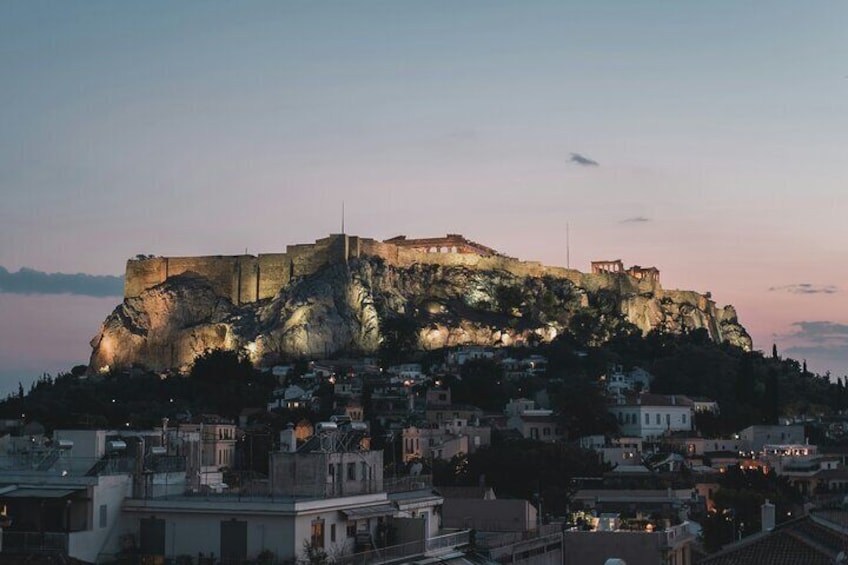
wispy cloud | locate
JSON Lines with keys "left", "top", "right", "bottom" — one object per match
{"left": 788, "top": 321, "right": 848, "bottom": 343}
{"left": 569, "top": 152, "right": 599, "bottom": 167}
{"left": 446, "top": 129, "right": 478, "bottom": 140}
{"left": 783, "top": 321, "right": 848, "bottom": 377}
{"left": 0, "top": 266, "right": 123, "bottom": 297}
{"left": 769, "top": 283, "right": 838, "bottom": 295}
{"left": 620, "top": 216, "right": 651, "bottom": 224}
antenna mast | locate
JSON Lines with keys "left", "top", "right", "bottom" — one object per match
{"left": 342, "top": 201, "right": 345, "bottom": 234}
{"left": 566, "top": 222, "right": 570, "bottom": 269}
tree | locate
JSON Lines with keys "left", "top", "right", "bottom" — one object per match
{"left": 379, "top": 316, "right": 419, "bottom": 366}
{"left": 702, "top": 467, "right": 800, "bottom": 552}
{"left": 763, "top": 371, "right": 780, "bottom": 424}
{"left": 555, "top": 378, "right": 618, "bottom": 440}
{"left": 467, "top": 440, "right": 610, "bottom": 516}
{"left": 451, "top": 358, "right": 509, "bottom": 412}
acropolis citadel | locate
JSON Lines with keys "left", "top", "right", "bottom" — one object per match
{"left": 125, "top": 233, "right": 661, "bottom": 305}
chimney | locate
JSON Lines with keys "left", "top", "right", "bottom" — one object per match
{"left": 280, "top": 423, "right": 297, "bottom": 453}
{"left": 761, "top": 499, "right": 776, "bottom": 532}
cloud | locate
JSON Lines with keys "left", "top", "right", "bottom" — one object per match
{"left": 768, "top": 283, "right": 838, "bottom": 295}
{"left": 783, "top": 321, "right": 848, "bottom": 378}
{"left": 446, "top": 129, "right": 478, "bottom": 140}
{"left": 569, "top": 152, "right": 599, "bottom": 167}
{"left": 0, "top": 266, "right": 123, "bottom": 297}
{"left": 788, "top": 321, "right": 848, "bottom": 343}
{"left": 620, "top": 216, "right": 651, "bottom": 223}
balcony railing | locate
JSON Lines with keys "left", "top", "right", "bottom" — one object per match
{"left": 0, "top": 531, "right": 69, "bottom": 554}
{"left": 384, "top": 474, "right": 432, "bottom": 493}
{"left": 335, "top": 530, "right": 471, "bottom": 565}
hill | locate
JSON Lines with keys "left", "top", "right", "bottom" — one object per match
{"left": 89, "top": 234, "right": 750, "bottom": 372}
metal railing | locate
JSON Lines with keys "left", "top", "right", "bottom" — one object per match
{"left": 0, "top": 531, "right": 69, "bottom": 554}
{"left": 335, "top": 530, "right": 470, "bottom": 565}
{"left": 384, "top": 474, "right": 432, "bottom": 493}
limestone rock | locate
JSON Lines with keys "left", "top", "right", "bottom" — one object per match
{"left": 89, "top": 258, "right": 752, "bottom": 371}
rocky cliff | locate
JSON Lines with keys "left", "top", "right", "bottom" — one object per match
{"left": 89, "top": 257, "right": 751, "bottom": 372}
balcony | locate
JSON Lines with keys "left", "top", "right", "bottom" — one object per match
{"left": 0, "top": 531, "right": 68, "bottom": 555}
{"left": 335, "top": 529, "right": 471, "bottom": 565}
{"left": 384, "top": 474, "right": 433, "bottom": 494}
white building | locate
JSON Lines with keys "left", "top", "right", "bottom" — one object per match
{"left": 118, "top": 428, "right": 456, "bottom": 563}
{"left": 0, "top": 429, "right": 185, "bottom": 563}
{"left": 739, "top": 424, "right": 805, "bottom": 452}
{"left": 602, "top": 365, "right": 653, "bottom": 397}
{"left": 608, "top": 394, "right": 694, "bottom": 439}
{"left": 402, "top": 419, "right": 491, "bottom": 462}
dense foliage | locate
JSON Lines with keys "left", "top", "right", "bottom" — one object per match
{"left": 0, "top": 349, "right": 277, "bottom": 431}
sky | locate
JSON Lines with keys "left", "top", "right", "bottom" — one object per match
{"left": 1, "top": 1, "right": 846, "bottom": 394}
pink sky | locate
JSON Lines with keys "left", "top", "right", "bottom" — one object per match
{"left": 1, "top": 2, "right": 846, "bottom": 390}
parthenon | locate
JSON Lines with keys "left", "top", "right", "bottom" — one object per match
{"left": 592, "top": 260, "right": 660, "bottom": 283}
{"left": 383, "top": 234, "right": 505, "bottom": 257}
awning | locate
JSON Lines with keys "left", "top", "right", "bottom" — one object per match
{"left": 340, "top": 503, "right": 396, "bottom": 519}
{"left": 1, "top": 487, "right": 83, "bottom": 499}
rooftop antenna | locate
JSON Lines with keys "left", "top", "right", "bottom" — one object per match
{"left": 566, "top": 222, "right": 571, "bottom": 269}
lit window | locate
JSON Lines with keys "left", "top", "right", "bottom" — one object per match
{"left": 311, "top": 519, "right": 325, "bottom": 548}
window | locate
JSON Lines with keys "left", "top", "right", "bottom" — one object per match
{"left": 311, "top": 519, "right": 325, "bottom": 548}
{"left": 656, "top": 414, "right": 661, "bottom": 425}
{"left": 347, "top": 462, "right": 356, "bottom": 481}
{"left": 347, "top": 523, "right": 356, "bottom": 537}
{"left": 666, "top": 414, "right": 671, "bottom": 426}
{"left": 543, "top": 427, "right": 551, "bottom": 436}
{"left": 645, "top": 413, "right": 650, "bottom": 425}
{"left": 99, "top": 504, "right": 108, "bottom": 528}
{"left": 682, "top": 413, "right": 687, "bottom": 424}
{"left": 331, "top": 523, "right": 336, "bottom": 543}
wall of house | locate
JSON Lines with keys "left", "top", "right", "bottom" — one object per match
{"left": 563, "top": 529, "right": 691, "bottom": 565}
{"left": 291, "top": 507, "right": 358, "bottom": 561}
{"left": 442, "top": 499, "right": 537, "bottom": 532}
{"left": 611, "top": 405, "right": 692, "bottom": 439}
{"left": 67, "top": 474, "right": 133, "bottom": 563}
{"left": 269, "top": 449, "right": 384, "bottom": 498}
{"left": 121, "top": 510, "right": 299, "bottom": 561}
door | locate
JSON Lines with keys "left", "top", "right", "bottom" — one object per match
{"left": 139, "top": 517, "right": 166, "bottom": 556}
{"left": 220, "top": 520, "right": 247, "bottom": 563}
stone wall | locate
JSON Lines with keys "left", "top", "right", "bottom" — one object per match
{"left": 166, "top": 256, "right": 240, "bottom": 303}
{"left": 124, "top": 257, "right": 167, "bottom": 298}
{"left": 124, "top": 233, "right": 662, "bottom": 304}
{"left": 257, "top": 254, "right": 290, "bottom": 300}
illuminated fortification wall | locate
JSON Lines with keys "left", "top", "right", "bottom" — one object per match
{"left": 124, "top": 234, "right": 661, "bottom": 304}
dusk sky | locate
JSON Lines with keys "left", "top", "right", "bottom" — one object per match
{"left": 1, "top": 1, "right": 846, "bottom": 394}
